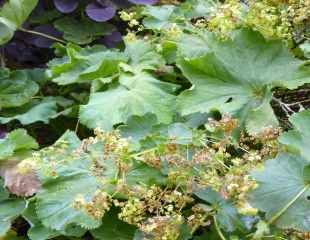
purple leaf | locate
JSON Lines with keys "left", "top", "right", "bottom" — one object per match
{"left": 100, "top": 30, "right": 122, "bottom": 48}
{"left": 107, "top": 0, "right": 132, "bottom": 8}
{"left": 53, "top": 0, "right": 79, "bottom": 13}
{"left": 0, "top": 0, "right": 5, "bottom": 7}
{"left": 4, "top": 39, "right": 51, "bottom": 67}
{"left": 0, "top": 129, "right": 6, "bottom": 139}
{"left": 86, "top": 1, "right": 116, "bottom": 22}
{"left": 128, "top": 0, "right": 158, "bottom": 5}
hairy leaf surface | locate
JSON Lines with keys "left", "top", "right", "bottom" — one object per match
{"left": 279, "top": 110, "right": 310, "bottom": 162}
{"left": 80, "top": 73, "right": 176, "bottom": 130}
{"left": 0, "top": 182, "right": 26, "bottom": 236}
{"left": 0, "top": 129, "right": 38, "bottom": 160}
{"left": 90, "top": 208, "right": 137, "bottom": 240}
{"left": 249, "top": 154, "right": 310, "bottom": 231}
{"left": 0, "top": 70, "right": 39, "bottom": 109}
{"left": 177, "top": 29, "right": 310, "bottom": 133}
{"left": 0, "top": 0, "right": 38, "bottom": 45}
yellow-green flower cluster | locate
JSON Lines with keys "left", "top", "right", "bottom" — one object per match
{"left": 72, "top": 190, "right": 111, "bottom": 220}
{"left": 245, "top": 0, "right": 292, "bottom": 39}
{"left": 207, "top": 0, "right": 244, "bottom": 38}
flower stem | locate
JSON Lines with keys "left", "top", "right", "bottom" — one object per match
{"left": 213, "top": 215, "right": 227, "bottom": 240}
{"left": 19, "top": 27, "right": 66, "bottom": 44}
{"left": 267, "top": 185, "right": 309, "bottom": 225}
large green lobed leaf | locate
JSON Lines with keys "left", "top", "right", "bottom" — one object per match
{"left": 0, "top": 70, "right": 39, "bottom": 109}
{"left": 79, "top": 40, "right": 178, "bottom": 130}
{"left": 177, "top": 28, "right": 310, "bottom": 134}
{"left": 79, "top": 72, "right": 176, "bottom": 130}
{"left": 279, "top": 110, "right": 310, "bottom": 162}
{"left": 0, "top": 0, "right": 38, "bottom": 45}
{"left": 0, "top": 129, "right": 38, "bottom": 160}
{"left": 249, "top": 154, "right": 310, "bottom": 231}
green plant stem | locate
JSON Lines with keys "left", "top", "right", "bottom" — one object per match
{"left": 0, "top": 49, "right": 5, "bottom": 68}
{"left": 75, "top": 119, "right": 80, "bottom": 134}
{"left": 267, "top": 185, "right": 309, "bottom": 225}
{"left": 213, "top": 215, "right": 227, "bottom": 240}
{"left": 130, "top": 147, "right": 158, "bottom": 158}
{"left": 19, "top": 27, "right": 66, "bottom": 44}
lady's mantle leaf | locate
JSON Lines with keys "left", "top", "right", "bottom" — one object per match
{"left": 279, "top": 110, "right": 310, "bottom": 162}
{"left": 79, "top": 72, "right": 176, "bottom": 130}
{"left": 249, "top": 154, "right": 310, "bottom": 231}
{"left": 54, "top": 17, "right": 114, "bottom": 44}
{"left": 118, "top": 113, "right": 158, "bottom": 150}
{"left": 194, "top": 187, "right": 245, "bottom": 232}
{"left": 35, "top": 133, "right": 104, "bottom": 231}
{"left": 0, "top": 182, "right": 26, "bottom": 237}
{"left": 47, "top": 45, "right": 126, "bottom": 85}
{"left": 90, "top": 208, "right": 137, "bottom": 240}
{"left": 0, "top": 98, "right": 58, "bottom": 125}
{"left": 79, "top": 40, "right": 177, "bottom": 130}
{"left": 36, "top": 171, "right": 101, "bottom": 230}
{"left": 23, "top": 200, "right": 86, "bottom": 240}
{"left": 177, "top": 28, "right": 310, "bottom": 134}
{"left": 125, "top": 39, "right": 165, "bottom": 71}
{"left": 142, "top": 5, "right": 176, "bottom": 30}
{"left": 0, "top": 70, "right": 39, "bottom": 109}
{"left": 0, "top": 0, "right": 38, "bottom": 45}
{"left": 0, "top": 129, "right": 38, "bottom": 160}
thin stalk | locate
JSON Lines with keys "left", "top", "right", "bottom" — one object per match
{"left": 267, "top": 185, "right": 309, "bottom": 225}
{"left": 75, "top": 119, "right": 80, "bottom": 134}
{"left": 130, "top": 147, "right": 158, "bottom": 159}
{"left": 0, "top": 47, "right": 5, "bottom": 68}
{"left": 213, "top": 215, "right": 227, "bottom": 240}
{"left": 19, "top": 27, "right": 66, "bottom": 44}
{"left": 248, "top": 186, "right": 309, "bottom": 239}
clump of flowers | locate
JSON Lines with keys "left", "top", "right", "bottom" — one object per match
{"left": 21, "top": 113, "right": 286, "bottom": 239}
{"left": 207, "top": 0, "right": 245, "bottom": 38}
{"left": 140, "top": 215, "right": 184, "bottom": 240}
{"left": 73, "top": 190, "right": 112, "bottom": 220}
{"left": 120, "top": 10, "right": 141, "bottom": 28}
{"left": 245, "top": 0, "right": 292, "bottom": 39}
{"left": 202, "top": 0, "right": 309, "bottom": 41}
{"left": 187, "top": 204, "right": 210, "bottom": 233}
{"left": 119, "top": 9, "right": 145, "bottom": 37}
{"left": 117, "top": 185, "right": 193, "bottom": 238}
{"left": 118, "top": 197, "right": 146, "bottom": 225}
{"left": 163, "top": 23, "right": 183, "bottom": 39}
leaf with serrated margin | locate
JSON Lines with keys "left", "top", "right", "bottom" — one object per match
{"left": 35, "top": 131, "right": 116, "bottom": 231}
{"left": 279, "top": 110, "right": 310, "bottom": 162}
{"left": 80, "top": 72, "right": 177, "bottom": 130}
{"left": 0, "top": 70, "right": 39, "bottom": 109}
{"left": 0, "top": 98, "right": 58, "bottom": 125}
{"left": 0, "top": 182, "right": 26, "bottom": 237}
{"left": 249, "top": 153, "right": 310, "bottom": 231}
{"left": 48, "top": 45, "right": 126, "bottom": 85}
{"left": 90, "top": 208, "right": 137, "bottom": 240}
{"left": 194, "top": 187, "right": 245, "bottom": 232}
{"left": 0, "top": 0, "right": 38, "bottom": 45}
{"left": 0, "top": 129, "right": 38, "bottom": 160}
{"left": 54, "top": 17, "right": 114, "bottom": 45}
{"left": 23, "top": 200, "right": 86, "bottom": 240}
{"left": 177, "top": 28, "right": 310, "bottom": 134}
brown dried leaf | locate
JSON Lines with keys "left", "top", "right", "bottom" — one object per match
{"left": 0, "top": 163, "right": 41, "bottom": 197}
